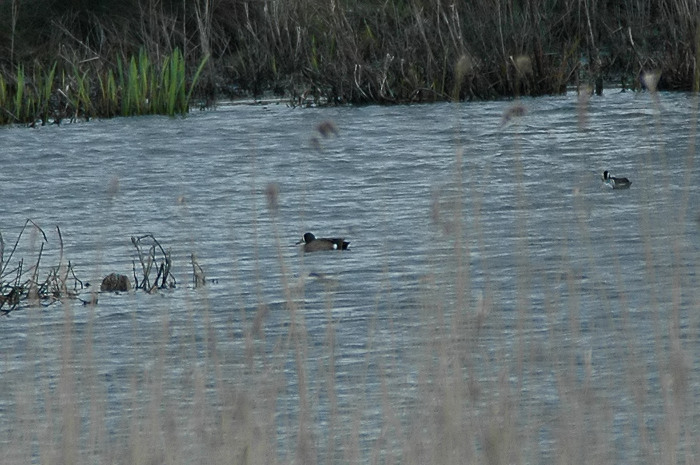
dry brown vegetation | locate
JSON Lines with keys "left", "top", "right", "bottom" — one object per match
{"left": 0, "top": 3, "right": 699, "bottom": 463}
{"left": 0, "top": 226, "right": 179, "bottom": 313}
{"left": 0, "top": 0, "right": 699, "bottom": 119}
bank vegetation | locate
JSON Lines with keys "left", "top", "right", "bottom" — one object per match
{"left": 0, "top": 0, "right": 698, "bottom": 123}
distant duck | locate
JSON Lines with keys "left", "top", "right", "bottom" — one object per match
{"left": 602, "top": 171, "right": 631, "bottom": 189}
{"left": 296, "top": 232, "right": 350, "bottom": 252}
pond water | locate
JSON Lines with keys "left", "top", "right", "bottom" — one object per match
{"left": 1, "top": 90, "right": 699, "bottom": 463}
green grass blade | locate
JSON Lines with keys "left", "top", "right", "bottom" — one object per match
{"left": 14, "top": 65, "right": 24, "bottom": 121}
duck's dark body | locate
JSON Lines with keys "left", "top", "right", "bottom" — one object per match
{"left": 296, "top": 232, "right": 349, "bottom": 252}
{"left": 602, "top": 170, "right": 632, "bottom": 189}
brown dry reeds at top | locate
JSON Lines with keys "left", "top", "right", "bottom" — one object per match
{"left": 0, "top": 0, "right": 699, "bottom": 110}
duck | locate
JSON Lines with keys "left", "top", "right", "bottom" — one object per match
{"left": 602, "top": 171, "right": 631, "bottom": 189}
{"left": 296, "top": 232, "right": 349, "bottom": 252}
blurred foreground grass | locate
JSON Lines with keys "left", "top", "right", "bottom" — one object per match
{"left": 1, "top": 91, "right": 699, "bottom": 465}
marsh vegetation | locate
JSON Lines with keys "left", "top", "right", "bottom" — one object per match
{"left": 1, "top": 0, "right": 699, "bottom": 124}
{"left": 1, "top": 1, "right": 699, "bottom": 463}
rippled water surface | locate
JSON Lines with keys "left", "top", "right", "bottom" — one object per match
{"left": 1, "top": 91, "right": 699, "bottom": 463}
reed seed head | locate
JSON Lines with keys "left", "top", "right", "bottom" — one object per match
{"left": 454, "top": 54, "right": 473, "bottom": 81}
{"left": 642, "top": 70, "right": 660, "bottom": 92}
{"left": 501, "top": 104, "right": 526, "bottom": 126}
{"left": 265, "top": 182, "right": 280, "bottom": 213}
{"left": 107, "top": 176, "right": 119, "bottom": 199}
{"left": 317, "top": 120, "right": 338, "bottom": 138}
{"left": 513, "top": 55, "right": 532, "bottom": 76}
{"left": 577, "top": 85, "right": 592, "bottom": 129}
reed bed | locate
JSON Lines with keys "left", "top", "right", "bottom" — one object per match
{"left": 0, "top": 0, "right": 699, "bottom": 121}
{"left": 0, "top": 48, "right": 208, "bottom": 125}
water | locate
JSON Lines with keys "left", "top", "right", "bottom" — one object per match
{"left": 1, "top": 91, "right": 699, "bottom": 463}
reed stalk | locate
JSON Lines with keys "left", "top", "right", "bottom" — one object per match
{"left": 0, "top": 74, "right": 8, "bottom": 124}
{"left": 126, "top": 54, "right": 141, "bottom": 115}
{"left": 36, "top": 63, "right": 57, "bottom": 125}
{"left": 13, "top": 65, "right": 25, "bottom": 122}
{"left": 185, "top": 53, "right": 210, "bottom": 111}
{"left": 96, "top": 69, "right": 118, "bottom": 118}
{"left": 162, "top": 48, "right": 186, "bottom": 115}
{"left": 70, "top": 66, "right": 91, "bottom": 121}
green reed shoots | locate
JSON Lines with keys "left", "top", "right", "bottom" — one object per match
{"left": 127, "top": 55, "right": 140, "bottom": 115}
{"left": 14, "top": 65, "right": 24, "bottom": 121}
{"left": 116, "top": 55, "right": 126, "bottom": 115}
{"left": 107, "top": 70, "right": 117, "bottom": 102}
{"left": 24, "top": 94, "right": 36, "bottom": 122}
{"left": 38, "top": 63, "right": 57, "bottom": 124}
{"left": 0, "top": 47, "right": 209, "bottom": 124}
{"left": 68, "top": 66, "right": 92, "bottom": 119}
{"left": 77, "top": 70, "right": 91, "bottom": 117}
{"left": 0, "top": 74, "right": 7, "bottom": 124}
{"left": 103, "top": 69, "right": 118, "bottom": 117}
{"left": 162, "top": 48, "right": 185, "bottom": 115}
{"left": 96, "top": 71, "right": 112, "bottom": 117}
{"left": 138, "top": 48, "right": 151, "bottom": 113}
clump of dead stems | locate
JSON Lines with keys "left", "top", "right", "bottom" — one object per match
{"left": 131, "top": 234, "right": 176, "bottom": 293}
{"left": 0, "top": 220, "right": 84, "bottom": 315}
{"left": 0, "top": 222, "right": 204, "bottom": 314}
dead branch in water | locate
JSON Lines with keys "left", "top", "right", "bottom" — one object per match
{"left": 131, "top": 234, "right": 176, "bottom": 293}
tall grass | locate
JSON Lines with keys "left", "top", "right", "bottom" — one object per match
{"left": 36, "top": 63, "right": 57, "bottom": 125}
{"left": 0, "top": 48, "right": 208, "bottom": 125}
{"left": 0, "top": 0, "right": 699, "bottom": 113}
{"left": 96, "top": 69, "right": 119, "bottom": 118}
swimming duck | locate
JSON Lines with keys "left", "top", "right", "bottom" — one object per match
{"left": 296, "top": 232, "right": 349, "bottom": 252}
{"left": 602, "top": 171, "right": 631, "bottom": 189}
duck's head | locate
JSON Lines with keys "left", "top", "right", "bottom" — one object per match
{"left": 296, "top": 232, "right": 316, "bottom": 245}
